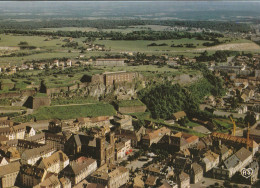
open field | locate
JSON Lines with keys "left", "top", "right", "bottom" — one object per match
{"left": 0, "top": 34, "right": 67, "bottom": 49}
{"left": 94, "top": 38, "right": 211, "bottom": 52}
{"left": 0, "top": 33, "right": 259, "bottom": 65}
{"left": 32, "top": 103, "right": 116, "bottom": 120}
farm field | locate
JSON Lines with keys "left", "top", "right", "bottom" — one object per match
{"left": 1, "top": 32, "right": 258, "bottom": 65}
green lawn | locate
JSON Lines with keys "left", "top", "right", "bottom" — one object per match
{"left": 117, "top": 99, "right": 145, "bottom": 107}
{"left": 186, "top": 121, "right": 201, "bottom": 127}
{"left": 33, "top": 103, "right": 116, "bottom": 120}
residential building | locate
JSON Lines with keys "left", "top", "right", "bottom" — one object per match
{"left": 212, "top": 144, "right": 231, "bottom": 161}
{"left": 89, "top": 165, "right": 129, "bottom": 188}
{"left": 115, "top": 138, "right": 131, "bottom": 161}
{"left": 112, "top": 114, "right": 133, "bottom": 131}
{"left": 45, "top": 132, "right": 67, "bottom": 151}
{"left": 0, "top": 161, "right": 20, "bottom": 188}
{"left": 61, "top": 157, "right": 97, "bottom": 186}
{"left": 26, "top": 132, "right": 46, "bottom": 144}
{"left": 34, "top": 173, "right": 61, "bottom": 188}
{"left": 20, "top": 164, "right": 47, "bottom": 187}
{"left": 25, "top": 126, "right": 36, "bottom": 138}
{"left": 188, "top": 163, "right": 203, "bottom": 184}
{"left": 142, "top": 127, "right": 171, "bottom": 147}
{"left": 201, "top": 151, "right": 219, "bottom": 172}
{"left": 6, "top": 139, "right": 44, "bottom": 154}
{"left": 213, "top": 147, "right": 253, "bottom": 179}
{"left": 0, "top": 119, "right": 13, "bottom": 128}
{"left": 0, "top": 124, "right": 26, "bottom": 140}
{"left": 38, "top": 150, "right": 69, "bottom": 173}
{"left": 21, "top": 145, "right": 56, "bottom": 165}
{"left": 115, "top": 126, "right": 146, "bottom": 147}
{"left": 176, "top": 172, "right": 190, "bottom": 188}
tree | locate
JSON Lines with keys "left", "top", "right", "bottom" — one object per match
{"left": 244, "top": 112, "right": 256, "bottom": 126}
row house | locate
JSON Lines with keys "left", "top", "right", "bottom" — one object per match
{"left": 61, "top": 157, "right": 97, "bottom": 186}
{"left": 34, "top": 173, "right": 61, "bottom": 188}
{"left": 38, "top": 150, "right": 69, "bottom": 174}
{"left": 0, "top": 124, "right": 26, "bottom": 140}
{"left": 45, "top": 132, "right": 67, "bottom": 151}
{"left": 0, "top": 119, "right": 14, "bottom": 128}
{"left": 6, "top": 139, "right": 44, "bottom": 154}
{"left": 34, "top": 173, "right": 71, "bottom": 188}
{"left": 26, "top": 132, "right": 46, "bottom": 144}
{"left": 21, "top": 145, "right": 56, "bottom": 165}
{"left": 0, "top": 161, "right": 20, "bottom": 188}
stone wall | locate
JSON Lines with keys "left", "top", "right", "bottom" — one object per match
{"left": 0, "top": 92, "right": 20, "bottom": 99}
{"left": 0, "top": 89, "right": 36, "bottom": 99}
{"left": 32, "top": 97, "right": 51, "bottom": 109}
{"left": 94, "top": 59, "right": 125, "bottom": 66}
{"left": 0, "top": 82, "right": 15, "bottom": 90}
{"left": 118, "top": 105, "right": 147, "bottom": 114}
{"left": 104, "top": 72, "right": 137, "bottom": 86}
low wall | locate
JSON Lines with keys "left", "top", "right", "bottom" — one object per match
{"left": 118, "top": 105, "right": 147, "bottom": 114}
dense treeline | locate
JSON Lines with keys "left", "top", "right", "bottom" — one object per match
{"left": 0, "top": 19, "right": 252, "bottom": 33}
{"left": 138, "top": 62, "right": 225, "bottom": 119}
{"left": 195, "top": 50, "right": 240, "bottom": 62}
{"left": 2, "top": 29, "right": 224, "bottom": 41}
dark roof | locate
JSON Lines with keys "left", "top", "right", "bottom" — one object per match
{"left": 145, "top": 175, "right": 157, "bottom": 186}
{"left": 20, "top": 164, "right": 45, "bottom": 179}
{"left": 235, "top": 147, "right": 252, "bottom": 162}
{"left": 74, "top": 135, "right": 82, "bottom": 147}
{"left": 0, "top": 161, "right": 20, "bottom": 176}
{"left": 26, "top": 126, "right": 33, "bottom": 133}
{"left": 224, "top": 155, "right": 240, "bottom": 169}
